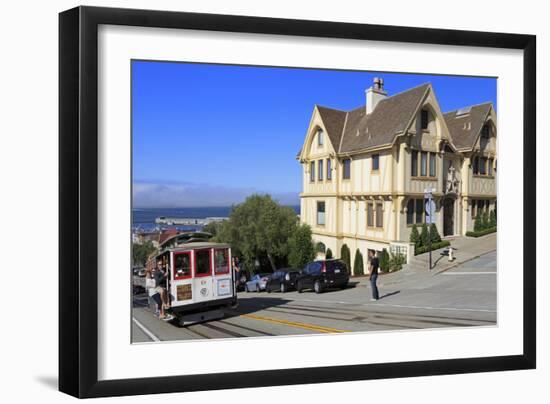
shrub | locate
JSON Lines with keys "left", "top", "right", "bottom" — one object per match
{"left": 315, "top": 242, "right": 326, "bottom": 254}
{"left": 466, "top": 227, "right": 497, "bottom": 238}
{"left": 474, "top": 214, "right": 483, "bottom": 232}
{"left": 420, "top": 223, "right": 430, "bottom": 247}
{"left": 410, "top": 224, "right": 421, "bottom": 248}
{"left": 430, "top": 223, "right": 442, "bottom": 243}
{"left": 388, "top": 251, "right": 406, "bottom": 272}
{"left": 340, "top": 244, "right": 351, "bottom": 274}
{"left": 325, "top": 248, "right": 333, "bottom": 259}
{"left": 353, "top": 249, "right": 364, "bottom": 276}
{"left": 379, "top": 249, "right": 389, "bottom": 272}
{"left": 482, "top": 211, "right": 490, "bottom": 229}
{"left": 415, "top": 240, "right": 451, "bottom": 255}
{"left": 489, "top": 210, "right": 497, "bottom": 228}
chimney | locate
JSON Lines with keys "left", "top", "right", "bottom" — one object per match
{"left": 366, "top": 77, "right": 388, "bottom": 114}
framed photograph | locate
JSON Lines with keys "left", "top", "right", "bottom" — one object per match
{"left": 59, "top": 6, "right": 536, "bottom": 398}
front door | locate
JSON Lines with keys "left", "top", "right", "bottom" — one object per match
{"left": 443, "top": 198, "right": 454, "bottom": 236}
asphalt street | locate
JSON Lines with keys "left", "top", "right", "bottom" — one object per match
{"left": 132, "top": 251, "right": 497, "bottom": 342}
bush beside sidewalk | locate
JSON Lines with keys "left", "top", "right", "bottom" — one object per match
{"left": 466, "top": 227, "right": 497, "bottom": 237}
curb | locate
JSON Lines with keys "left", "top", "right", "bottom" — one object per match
{"left": 432, "top": 249, "right": 497, "bottom": 276}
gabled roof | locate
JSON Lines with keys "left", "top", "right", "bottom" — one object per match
{"left": 312, "top": 83, "right": 430, "bottom": 154}
{"left": 443, "top": 102, "right": 492, "bottom": 151}
{"left": 341, "top": 83, "right": 430, "bottom": 153}
{"left": 316, "top": 106, "right": 347, "bottom": 151}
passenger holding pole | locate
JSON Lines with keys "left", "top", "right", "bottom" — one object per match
{"left": 152, "top": 260, "right": 171, "bottom": 319}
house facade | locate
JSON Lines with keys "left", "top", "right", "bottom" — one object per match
{"left": 297, "top": 78, "right": 497, "bottom": 267}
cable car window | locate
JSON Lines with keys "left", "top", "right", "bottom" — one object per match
{"left": 214, "top": 249, "right": 229, "bottom": 274}
{"left": 195, "top": 249, "right": 211, "bottom": 276}
{"left": 174, "top": 252, "right": 191, "bottom": 279}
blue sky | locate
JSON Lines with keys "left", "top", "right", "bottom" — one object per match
{"left": 132, "top": 60, "right": 496, "bottom": 208}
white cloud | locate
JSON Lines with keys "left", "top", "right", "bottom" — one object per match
{"left": 133, "top": 182, "right": 299, "bottom": 208}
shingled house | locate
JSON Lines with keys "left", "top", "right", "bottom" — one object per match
{"left": 297, "top": 78, "right": 497, "bottom": 266}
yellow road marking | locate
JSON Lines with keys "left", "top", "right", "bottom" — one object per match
{"left": 241, "top": 313, "right": 347, "bottom": 334}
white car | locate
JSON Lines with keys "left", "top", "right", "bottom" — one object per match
{"left": 245, "top": 273, "right": 271, "bottom": 292}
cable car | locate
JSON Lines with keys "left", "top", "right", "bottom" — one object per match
{"left": 148, "top": 234, "right": 237, "bottom": 326}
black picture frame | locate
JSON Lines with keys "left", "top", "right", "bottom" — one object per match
{"left": 59, "top": 5, "right": 536, "bottom": 398}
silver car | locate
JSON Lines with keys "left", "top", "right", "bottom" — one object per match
{"left": 245, "top": 273, "right": 271, "bottom": 292}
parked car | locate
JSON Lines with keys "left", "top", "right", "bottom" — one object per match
{"left": 266, "top": 268, "right": 300, "bottom": 293}
{"left": 245, "top": 273, "right": 271, "bottom": 292}
{"left": 295, "top": 259, "right": 349, "bottom": 294}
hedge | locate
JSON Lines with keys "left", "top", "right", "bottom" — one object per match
{"left": 415, "top": 240, "right": 451, "bottom": 255}
{"left": 466, "top": 227, "right": 497, "bottom": 238}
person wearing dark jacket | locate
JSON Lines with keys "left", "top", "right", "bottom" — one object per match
{"left": 368, "top": 250, "right": 380, "bottom": 301}
{"left": 152, "top": 260, "right": 170, "bottom": 319}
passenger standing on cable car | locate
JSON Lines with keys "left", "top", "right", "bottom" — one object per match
{"left": 149, "top": 266, "right": 165, "bottom": 319}
{"left": 153, "top": 260, "right": 170, "bottom": 318}
{"left": 232, "top": 256, "right": 241, "bottom": 291}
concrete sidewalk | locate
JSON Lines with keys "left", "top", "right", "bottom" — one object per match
{"left": 410, "top": 232, "right": 497, "bottom": 274}
{"left": 350, "top": 232, "right": 497, "bottom": 288}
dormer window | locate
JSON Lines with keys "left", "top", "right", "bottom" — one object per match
{"left": 317, "top": 129, "right": 324, "bottom": 146}
{"left": 421, "top": 109, "right": 429, "bottom": 130}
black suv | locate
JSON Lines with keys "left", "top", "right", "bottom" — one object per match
{"left": 266, "top": 268, "right": 300, "bottom": 293}
{"left": 295, "top": 259, "right": 349, "bottom": 294}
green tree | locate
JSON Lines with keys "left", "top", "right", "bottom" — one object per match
{"left": 325, "top": 248, "right": 333, "bottom": 259}
{"left": 213, "top": 194, "right": 298, "bottom": 271}
{"left": 288, "top": 224, "right": 315, "bottom": 269}
{"left": 202, "top": 220, "right": 223, "bottom": 237}
{"left": 430, "top": 223, "right": 442, "bottom": 243}
{"left": 379, "top": 249, "right": 389, "bottom": 272}
{"left": 410, "top": 224, "right": 421, "bottom": 248}
{"left": 420, "top": 223, "right": 430, "bottom": 247}
{"left": 132, "top": 240, "right": 156, "bottom": 267}
{"left": 353, "top": 249, "right": 364, "bottom": 276}
{"left": 340, "top": 244, "right": 351, "bottom": 273}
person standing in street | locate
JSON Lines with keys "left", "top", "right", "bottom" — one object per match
{"left": 368, "top": 250, "right": 380, "bottom": 301}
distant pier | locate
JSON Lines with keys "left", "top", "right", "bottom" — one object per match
{"left": 154, "top": 216, "right": 227, "bottom": 226}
